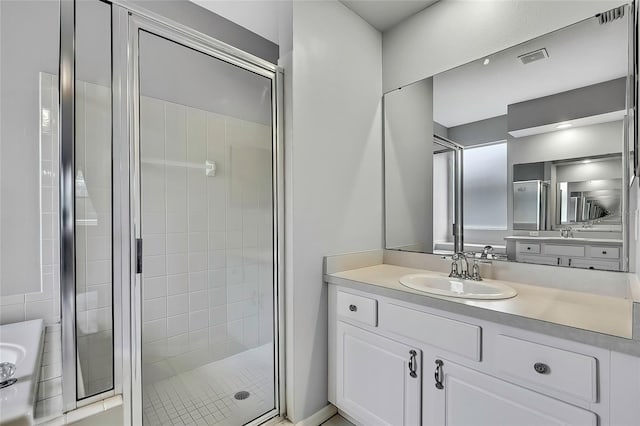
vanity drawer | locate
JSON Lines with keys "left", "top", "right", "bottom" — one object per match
{"left": 570, "top": 258, "right": 620, "bottom": 271}
{"left": 380, "top": 302, "right": 481, "bottom": 361}
{"left": 588, "top": 246, "right": 620, "bottom": 259}
{"left": 517, "top": 242, "right": 540, "bottom": 254}
{"left": 543, "top": 244, "right": 585, "bottom": 257}
{"left": 494, "top": 335, "right": 597, "bottom": 403}
{"left": 336, "top": 291, "right": 377, "bottom": 327}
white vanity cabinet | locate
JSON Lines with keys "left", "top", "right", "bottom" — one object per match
{"left": 511, "top": 239, "right": 623, "bottom": 271}
{"left": 335, "top": 321, "right": 422, "bottom": 425}
{"left": 328, "top": 285, "right": 640, "bottom": 426}
{"left": 423, "top": 358, "right": 597, "bottom": 426}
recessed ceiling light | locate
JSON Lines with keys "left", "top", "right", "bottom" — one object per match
{"left": 483, "top": 58, "right": 490, "bottom": 65}
{"left": 582, "top": 160, "right": 592, "bottom": 164}
{"left": 556, "top": 123, "right": 572, "bottom": 129}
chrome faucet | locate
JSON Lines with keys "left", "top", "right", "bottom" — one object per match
{"left": 449, "top": 252, "right": 485, "bottom": 281}
{"left": 480, "top": 245, "right": 494, "bottom": 259}
{"left": 470, "top": 260, "right": 483, "bottom": 281}
{"left": 450, "top": 252, "right": 471, "bottom": 279}
{"left": 560, "top": 226, "right": 573, "bottom": 238}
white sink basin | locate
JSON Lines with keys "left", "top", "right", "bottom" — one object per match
{"left": 0, "top": 343, "right": 26, "bottom": 367}
{"left": 0, "top": 319, "right": 44, "bottom": 426}
{"left": 399, "top": 273, "right": 517, "bottom": 300}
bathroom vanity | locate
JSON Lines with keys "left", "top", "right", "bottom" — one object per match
{"left": 325, "top": 251, "right": 640, "bottom": 426}
{"left": 505, "top": 236, "right": 624, "bottom": 271}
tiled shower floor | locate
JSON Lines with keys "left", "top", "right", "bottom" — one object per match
{"left": 142, "top": 344, "right": 275, "bottom": 425}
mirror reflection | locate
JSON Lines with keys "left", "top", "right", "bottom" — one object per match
{"left": 384, "top": 9, "right": 633, "bottom": 272}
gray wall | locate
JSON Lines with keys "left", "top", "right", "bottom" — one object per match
{"left": 139, "top": 31, "right": 272, "bottom": 124}
{"left": 448, "top": 115, "right": 507, "bottom": 146}
{"left": 287, "top": 1, "right": 382, "bottom": 421}
{"left": 434, "top": 121, "right": 449, "bottom": 139}
{"left": 385, "top": 78, "right": 434, "bottom": 250}
{"left": 508, "top": 78, "right": 626, "bottom": 132}
{"left": 132, "top": 0, "right": 279, "bottom": 64}
{"left": 514, "top": 162, "right": 545, "bottom": 181}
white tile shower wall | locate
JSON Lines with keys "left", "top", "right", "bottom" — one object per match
{"left": 0, "top": 73, "right": 61, "bottom": 326}
{"left": 35, "top": 324, "right": 64, "bottom": 422}
{"left": 140, "top": 96, "right": 273, "bottom": 384}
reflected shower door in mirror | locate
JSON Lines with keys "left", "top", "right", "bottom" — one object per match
{"left": 383, "top": 4, "right": 635, "bottom": 272}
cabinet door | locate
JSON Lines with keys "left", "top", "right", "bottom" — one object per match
{"left": 336, "top": 321, "right": 421, "bottom": 425}
{"left": 425, "top": 359, "right": 597, "bottom": 426}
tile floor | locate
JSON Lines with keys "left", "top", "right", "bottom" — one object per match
{"left": 142, "top": 344, "right": 275, "bottom": 425}
{"left": 321, "top": 415, "right": 354, "bottom": 426}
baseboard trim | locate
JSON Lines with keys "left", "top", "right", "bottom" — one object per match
{"left": 337, "top": 409, "right": 358, "bottom": 425}
{"left": 295, "top": 404, "right": 338, "bottom": 426}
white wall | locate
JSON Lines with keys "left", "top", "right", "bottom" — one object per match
{"left": 0, "top": 0, "right": 59, "bottom": 296}
{"left": 382, "top": 0, "right": 622, "bottom": 92}
{"left": 287, "top": 1, "right": 382, "bottom": 421}
{"left": 0, "top": 73, "right": 61, "bottom": 325}
{"left": 385, "top": 79, "right": 434, "bottom": 250}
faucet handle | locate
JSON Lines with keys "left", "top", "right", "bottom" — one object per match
{"left": 470, "top": 260, "right": 483, "bottom": 281}
{"left": 448, "top": 261, "right": 459, "bottom": 278}
{"left": 0, "top": 362, "right": 16, "bottom": 382}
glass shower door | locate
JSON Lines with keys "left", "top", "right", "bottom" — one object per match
{"left": 135, "top": 27, "right": 278, "bottom": 426}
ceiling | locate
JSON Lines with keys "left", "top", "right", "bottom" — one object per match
{"left": 190, "top": 0, "right": 281, "bottom": 44}
{"left": 191, "top": 0, "right": 438, "bottom": 43}
{"left": 434, "top": 14, "right": 628, "bottom": 128}
{"left": 339, "top": 0, "right": 438, "bottom": 32}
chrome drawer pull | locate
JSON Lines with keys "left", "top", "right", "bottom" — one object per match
{"left": 435, "top": 359, "right": 444, "bottom": 389}
{"left": 348, "top": 304, "right": 357, "bottom": 312}
{"left": 408, "top": 350, "right": 418, "bottom": 378}
{"left": 534, "top": 362, "right": 550, "bottom": 374}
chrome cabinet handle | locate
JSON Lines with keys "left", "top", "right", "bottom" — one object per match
{"left": 348, "top": 304, "right": 357, "bottom": 312}
{"left": 434, "top": 359, "right": 444, "bottom": 389}
{"left": 534, "top": 362, "right": 550, "bottom": 374}
{"left": 409, "top": 350, "right": 418, "bottom": 378}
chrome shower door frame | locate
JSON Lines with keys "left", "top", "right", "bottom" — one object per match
{"left": 123, "top": 7, "right": 285, "bottom": 426}
{"left": 60, "top": 0, "right": 124, "bottom": 411}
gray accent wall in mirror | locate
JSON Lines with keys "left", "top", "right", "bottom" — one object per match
{"left": 384, "top": 4, "right": 636, "bottom": 272}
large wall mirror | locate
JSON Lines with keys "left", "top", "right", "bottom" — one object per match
{"left": 384, "top": 3, "right": 636, "bottom": 272}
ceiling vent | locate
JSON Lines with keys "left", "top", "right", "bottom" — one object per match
{"left": 518, "top": 48, "right": 549, "bottom": 65}
{"left": 597, "top": 6, "right": 625, "bottom": 25}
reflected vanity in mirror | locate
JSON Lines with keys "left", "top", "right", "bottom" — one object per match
{"left": 384, "top": 4, "right": 635, "bottom": 272}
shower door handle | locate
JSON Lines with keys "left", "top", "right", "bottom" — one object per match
{"left": 136, "top": 238, "right": 143, "bottom": 274}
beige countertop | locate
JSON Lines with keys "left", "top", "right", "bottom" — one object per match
{"left": 326, "top": 263, "right": 635, "bottom": 347}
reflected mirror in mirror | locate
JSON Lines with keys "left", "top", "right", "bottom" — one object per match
{"left": 384, "top": 4, "right": 634, "bottom": 272}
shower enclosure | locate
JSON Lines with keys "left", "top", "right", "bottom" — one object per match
{"left": 39, "top": 0, "right": 283, "bottom": 424}
{"left": 130, "top": 14, "right": 284, "bottom": 426}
